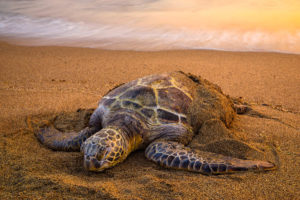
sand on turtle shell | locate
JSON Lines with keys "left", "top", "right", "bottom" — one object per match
{"left": 0, "top": 41, "right": 299, "bottom": 199}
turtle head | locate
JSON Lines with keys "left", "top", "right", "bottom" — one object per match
{"left": 81, "top": 128, "right": 127, "bottom": 172}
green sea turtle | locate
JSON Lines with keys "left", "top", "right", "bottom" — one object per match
{"left": 36, "top": 71, "right": 275, "bottom": 174}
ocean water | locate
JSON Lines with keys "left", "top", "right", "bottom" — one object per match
{"left": 0, "top": 0, "right": 299, "bottom": 53}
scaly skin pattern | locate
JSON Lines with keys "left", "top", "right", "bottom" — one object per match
{"left": 36, "top": 71, "right": 276, "bottom": 174}
{"left": 82, "top": 127, "right": 131, "bottom": 171}
{"left": 145, "top": 140, "right": 275, "bottom": 174}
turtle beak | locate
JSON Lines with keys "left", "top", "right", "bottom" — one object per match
{"left": 83, "top": 155, "right": 109, "bottom": 171}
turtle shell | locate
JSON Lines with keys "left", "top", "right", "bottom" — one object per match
{"left": 99, "top": 74, "right": 193, "bottom": 125}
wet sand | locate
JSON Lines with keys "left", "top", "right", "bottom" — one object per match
{"left": 0, "top": 41, "right": 299, "bottom": 199}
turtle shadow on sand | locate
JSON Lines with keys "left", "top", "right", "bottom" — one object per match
{"left": 29, "top": 73, "right": 274, "bottom": 174}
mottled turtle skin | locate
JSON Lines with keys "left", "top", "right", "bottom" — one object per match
{"left": 36, "top": 72, "right": 275, "bottom": 174}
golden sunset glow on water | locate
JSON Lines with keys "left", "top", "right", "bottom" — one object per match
{"left": 0, "top": 0, "right": 299, "bottom": 53}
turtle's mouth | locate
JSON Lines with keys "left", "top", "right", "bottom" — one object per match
{"left": 83, "top": 155, "right": 110, "bottom": 172}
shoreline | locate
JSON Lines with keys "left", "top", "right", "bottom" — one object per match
{"left": 1, "top": 37, "right": 300, "bottom": 55}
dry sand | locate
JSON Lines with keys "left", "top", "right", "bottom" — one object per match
{"left": 0, "top": 41, "right": 299, "bottom": 199}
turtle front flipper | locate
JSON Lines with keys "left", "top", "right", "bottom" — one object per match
{"left": 145, "top": 140, "right": 276, "bottom": 174}
{"left": 36, "top": 127, "right": 99, "bottom": 151}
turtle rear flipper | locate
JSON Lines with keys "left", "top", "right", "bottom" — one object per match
{"left": 35, "top": 127, "right": 98, "bottom": 151}
{"left": 145, "top": 140, "right": 276, "bottom": 174}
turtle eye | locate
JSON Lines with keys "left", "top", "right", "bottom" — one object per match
{"left": 96, "top": 146, "right": 111, "bottom": 161}
{"left": 96, "top": 146, "right": 106, "bottom": 160}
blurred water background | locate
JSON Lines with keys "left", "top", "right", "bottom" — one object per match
{"left": 0, "top": 0, "right": 299, "bottom": 53}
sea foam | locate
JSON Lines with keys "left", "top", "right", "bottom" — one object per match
{"left": 0, "top": 0, "right": 299, "bottom": 53}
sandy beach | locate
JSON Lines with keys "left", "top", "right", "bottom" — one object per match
{"left": 0, "top": 41, "right": 299, "bottom": 199}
